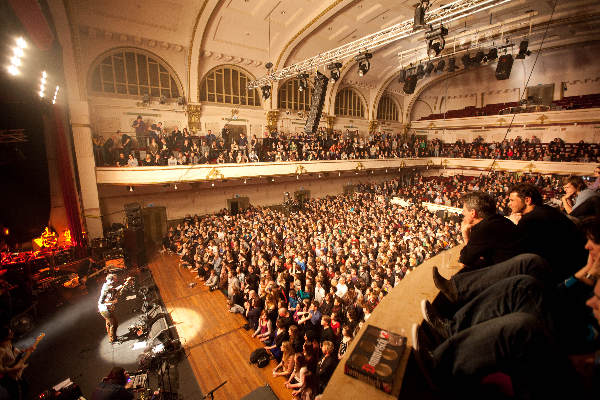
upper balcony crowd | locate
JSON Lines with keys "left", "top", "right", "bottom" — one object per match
{"left": 418, "top": 93, "right": 600, "bottom": 121}
{"left": 92, "top": 115, "right": 600, "bottom": 168}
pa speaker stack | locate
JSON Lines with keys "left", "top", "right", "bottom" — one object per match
{"left": 125, "top": 203, "right": 143, "bottom": 228}
{"left": 304, "top": 71, "right": 329, "bottom": 135}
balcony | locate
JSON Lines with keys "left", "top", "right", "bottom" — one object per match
{"left": 95, "top": 158, "right": 596, "bottom": 185}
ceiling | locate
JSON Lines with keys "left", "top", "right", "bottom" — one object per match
{"left": 68, "top": 0, "right": 600, "bottom": 94}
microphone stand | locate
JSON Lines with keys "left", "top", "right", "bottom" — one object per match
{"left": 202, "top": 380, "right": 227, "bottom": 400}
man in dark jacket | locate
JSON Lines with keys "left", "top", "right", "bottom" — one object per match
{"left": 317, "top": 340, "right": 337, "bottom": 393}
{"left": 92, "top": 367, "right": 133, "bottom": 400}
{"left": 458, "top": 191, "right": 520, "bottom": 272}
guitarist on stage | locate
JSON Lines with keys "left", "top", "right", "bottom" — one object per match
{"left": 0, "top": 327, "right": 34, "bottom": 400}
{"left": 98, "top": 274, "right": 131, "bottom": 344}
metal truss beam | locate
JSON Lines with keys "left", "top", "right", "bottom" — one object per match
{"left": 248, "top": 0, "right": 512, "bottom": 88}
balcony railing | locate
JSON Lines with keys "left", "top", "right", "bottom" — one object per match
{"left": 95, "top": 158, "right": 596, "bottom": 185}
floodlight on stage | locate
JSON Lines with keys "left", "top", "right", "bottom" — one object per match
{"left": 39, "top": 71, "right": 47, "bottom": 98}
{"left": 52, "top": 86, "right": 60, "bottom": 104}
{"left": 435, "top": 59, "right": 445, "bottom": 72}
{"left": 425, "top": 62, "right": 435, "bottom": 76}
{"left": 7, "top": 37, "right": 27, "bottom": 76}
{"left": 261, "top": 85, "right": 271, "bottom": 99}
{"left": 355, "top": 52, "right": 372, "bottom": 77}
{"left": 297, "top": 73, "right": 309, "bottom": 91}
{"left": 516, "top": 40, "right": 531, "bottom": 59}
{"left": 327, "top": 62, "right": 342, "bottom": 83}
{"left": 447, "top": 57, "right": 457, "bottom": 72}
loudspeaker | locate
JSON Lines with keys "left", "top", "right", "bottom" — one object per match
{"left": 141, "top": 206, "right": 167, "bottom": 245}
{"left": 149, "top": 317, "right": 170, "bottom": 343}
{"left": 403, "top": 75, "right": 418, "bottom": 94}
{"left": 124, "top": 228, "right": 146, "bottom": 267}
{"left": 304, "top": 71, "right": 329, "bottom": 135}
{"left": 495, "top": 54, "right": 514, "bottom": 80}
{"left": 125, "top": 203, "right": 142, "bottom": 228}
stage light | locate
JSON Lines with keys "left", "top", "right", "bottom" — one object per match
{"left": 398, "top": 69, "right": 406, "bottom": 83}
{"left": 297, "top": 73, "right": 309, "bottom": 91}
{"left": 461, "top": 54, "right": 472, "bottom": 68}
{"left": 52, "top": 85, "right": 60, "bottom": 104}
{"left": 426, "top": 25, "right": 448, "bottom": 57}
{"left": 435, "top": 59, "right": 445, "bottom": 72}
{"left": 174, "top": 184, "right": 177, "bottom": 190}
{"left": 516, "top": 40, "right": 531, "bottom": 59}
{"left": 10, "top": 56, "right": 21, "bottom": 67}
{"left": 473, "top": 51, "right": 485, "bottom": 64}
{"left": 16, "top": 37, "right": 27, "bottom": 49}
{"left": 261, "top": 85, "right": 271, "bottom": 99}
{"left": 128, "top": 186, "right": 134, "bottom": 192}
{"left": 485, "top": 48, "right": 498, "bottom": 62}
{"left": 416, "top": 64, "right": 425, "bottom": 79}
{"left": 39, "top": 71, "right": 47, "bottom": 98}
{"left": 355, "top": 52, "right": 372, "bottom": 77}
{"left": 425, "top": 62, "right": 435, "bottom": 76}
{"left": 447, "top": 57, "right": 457, "bottom": 72}
{"left": 327, "top": 62, "right": 342, "bottom": 83}
{"left": 7, "top": 65, "right": 18, "bottom": 76}
{"left": 12, "top": 47, "right": 24, "bottom": 58}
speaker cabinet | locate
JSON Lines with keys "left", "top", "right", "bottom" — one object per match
{"left": 304, "top": 72, "right": 329, "bottom": 135}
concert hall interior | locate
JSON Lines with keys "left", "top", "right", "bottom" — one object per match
{"left": 1, "top": 0, "right": 600, "bottom": 399}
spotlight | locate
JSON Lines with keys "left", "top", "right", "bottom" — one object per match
{"left": 52, "top": 85, "right": 60, "bottom": 104}
{"left": 495, "top": 54, "right": 514, "bottom": 80}
{"left": 435, "top": 59, "right": 445, "bottom": 72}
{"left": 261, "top": 85, "right": 271, "bottom": 99}
{"left": 39, "top": 71, "right": 47, "bottom": 98}
{"left": 516, "top": 40, "right": 531, "bottom": 59}
{"left": 473, "top": 51, "right": 485, "bottom": 64}
{"left": 447, "top": 57, "right": 457, "bottom": 72}
{"left": 297, "top": 73, "right": 309, "bottom": 91}
{"left": 355, "top": 52, "right": 372, "bottom": 77}
{"left": 403, "top": 75, "right": 418, "bottom": 94}
{"left": 174, "top": 184, "right": 177, "bottom": 190}
{"left": 398, "top": 69, "right": 407, "bottom": 83}
{"left": 159, "top": 95, "right": 167, "bottom": 104}
{"left": 128, "top": 186, "right": 134, "bottom": 192}
{"left": 7, "top": 65, "right": 18, "bottom": 76}
{"left": 416, "top": 64, "right": 425, "bottom": 79}
{"left": 15, "top": 37, "right": 27, "bottom": 49}
{"left": 426, "top": 25, "right": 448, "bottom": 57}
{"left": 484, "top": 48, "right": 498, "bottom": 62}
{"left": 425, "top": 62, "right": 435, "bottom": 76}
{"left": 327, "top": 62, "right": 342, "bottom": 83}
{"left": 461, "top": 54, "right": 472, "bottom": 68}
{"left": 414, "top": 0, "right": 429, "bottom": 30}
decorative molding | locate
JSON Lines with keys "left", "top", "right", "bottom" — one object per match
{"left": 206, "top": 168, "right": 224, "bottom": 180}
{"left": 266, "top": 110, "right": 280, "bottom": 132}
{"left": 79, "top": 25, "right": 186, "bottom": 53}
{"left": 187, "top": 103, "right": 202, "bottom": 131}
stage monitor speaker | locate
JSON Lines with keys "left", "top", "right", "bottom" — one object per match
{"left": 495, "top": 54, "right": 514, "bottom": 80}
{"left": 149, "top": 317, "right": 170, "bottom": 343}
{"left": 403, "top": 75, "right": 418, "bottom": 94}
{"left": 241, "top": 384, "right": 278, "bottom": 400}
{"left": 304, "top": 71, "right": 329, "bottom": 135}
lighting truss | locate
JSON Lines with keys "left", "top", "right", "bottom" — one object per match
{"left": 247, "top": 0, "right": 512, "bottom": 88}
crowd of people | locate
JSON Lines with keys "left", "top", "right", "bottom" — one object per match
{"left": 162, "top": 168, "right": 600, "bottom": 398}
{"left": 91, "top": 116, "right": 600, "bottom": 167}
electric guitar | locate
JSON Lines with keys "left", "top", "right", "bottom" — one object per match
{"left": 106, "top": 277, "right": 134, "bottom": 311}
{"left": 8, "top": 332, "right": 45, "bottom": 380}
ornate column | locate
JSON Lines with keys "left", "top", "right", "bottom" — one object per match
{"left": 266, "top": 110, "right": 279, "bottom": 133}
{"left": 187, "top": 103, "right": 203, "bottom": 131}
{"left": 69, "top": 100, "right": 103, "bottom": 239}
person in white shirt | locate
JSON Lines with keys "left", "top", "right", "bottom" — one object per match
{"left": 335, "top": 277, "right": 348, "bottom": 299}
{"left": 98, "top": 274, "right": 119, "bottom": 343}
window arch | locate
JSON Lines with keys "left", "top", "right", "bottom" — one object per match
{"left": 278, "top": 78, "right": 313, "bottom": 111}
{"left": 89, "top": 48, "right": 182, "bottom": 98}
{"left": 377, "top": 94, "right": 400, "bottom": 121}
{"left": 199, "top": 65, "right": 261, "bottom": 106}
{"left": 334, "top": 87, "right": 366, "bottom": 118}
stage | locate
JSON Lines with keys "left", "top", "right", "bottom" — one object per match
{"left": 149, "top": 252, "right": 288, "bottom": 400}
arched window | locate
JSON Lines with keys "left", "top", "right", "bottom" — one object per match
{"left": 278, "top": 78, "right": 313, "bottom": 111}
{"left": 90, "top": 48, "right": 181, "bottom": 98}
{"left": 199, "top": 65, "right": 261, "bottom": 106}
{"left": 335, "top": 87, "right": 365, "bottom": 118}
{"left": 377, "top": 94, "right": 400, "bottom": 121}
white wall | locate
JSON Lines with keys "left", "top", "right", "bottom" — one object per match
{"left": 411, "top": 43, "right": 600, "bottom": 121}
{"left": 98, "top": 173, "right": 400, "bottom": 225}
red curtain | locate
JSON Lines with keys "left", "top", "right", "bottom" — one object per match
{"left": 8, "top": 0, "right": 55, "bottom": 51}
{"left": 53, "top": 106, "right": 85, "bottom": 246}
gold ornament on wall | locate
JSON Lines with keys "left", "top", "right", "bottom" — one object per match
{"left": 266, "top": 110, "right": 279, "bottom": 133}
{"left": 187, "top": 104, "right": 202, "bottom": 131}
{"left": 206, "top": 168, "right": 224, "bottom": 180}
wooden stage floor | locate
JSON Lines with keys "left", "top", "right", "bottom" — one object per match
{"left": 149, "top": 252, "right": 288, "bottom": 400}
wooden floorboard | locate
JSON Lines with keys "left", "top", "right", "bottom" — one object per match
{"left": 149, "top": 253, "right": 289, "bottom": 400}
